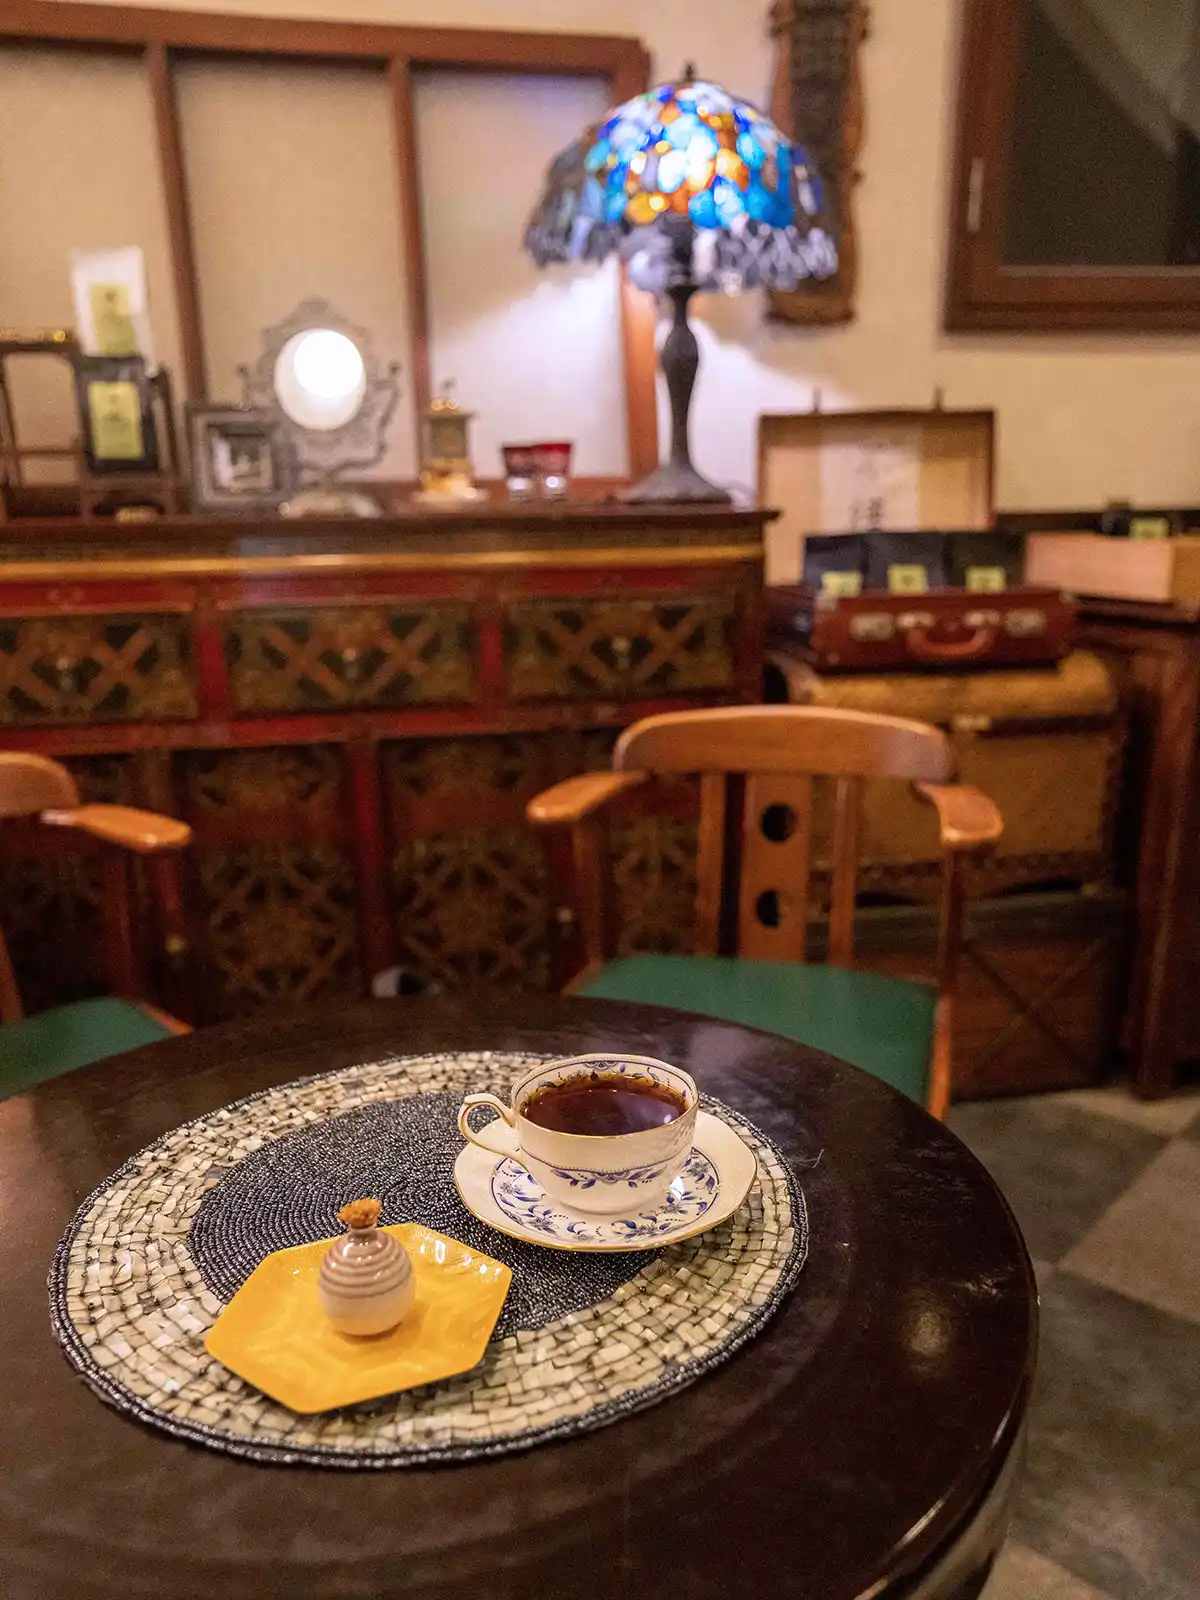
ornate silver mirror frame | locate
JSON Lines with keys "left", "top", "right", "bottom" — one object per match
{"left": 238, "top": 298, "right": 401, "bottom": 483}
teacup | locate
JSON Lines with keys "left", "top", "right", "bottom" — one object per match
{"left": 457, "top": 1054, "right": 698, "bottom": 1216}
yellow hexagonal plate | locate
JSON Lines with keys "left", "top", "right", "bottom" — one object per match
{"left": 204, "top": 1223, "right": 511, "bottom": 1414}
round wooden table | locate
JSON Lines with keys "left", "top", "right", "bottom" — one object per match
{"left": 0, "top": 995, "right": 1035, "bottom": 1600}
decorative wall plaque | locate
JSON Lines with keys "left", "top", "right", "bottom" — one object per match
{"left": 768, "top": 0, "right": 868, "bottom": 325}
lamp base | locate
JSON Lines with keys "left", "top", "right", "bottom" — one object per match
{"left": 621, "top": 461, "right": 732, "bottom": 505}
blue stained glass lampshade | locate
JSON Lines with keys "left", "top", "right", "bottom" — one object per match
{"left": 525, "top": 75, "right": 837, "bottom": 293}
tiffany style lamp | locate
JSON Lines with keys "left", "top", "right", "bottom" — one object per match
{"left": 525, "top": 68, "right": 836, "bottom": 503}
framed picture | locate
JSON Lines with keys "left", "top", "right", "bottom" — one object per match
{"left": 187, "top": 405, "right": 293, "bottom": 512}
{"left": 73, "top": 355, "right": 160, "bottom": 475}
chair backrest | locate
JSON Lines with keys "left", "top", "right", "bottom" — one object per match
{"left": 0, "top": 755, "right": 84, "bottom": 1021}
{"left": 0, "top": 752, "right": 80, "bottom": 818}
{"left": 614, "top": 706, "right": 955, "bottom": 967}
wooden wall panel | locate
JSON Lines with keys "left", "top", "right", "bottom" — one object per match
{"left": 173, "top": 53, "right": 417, "bottom": 478}
{"left": 413, "top": 70, "right": 629, "bottom": 480}
{"left": 0, "top": 42, "right": 183, "bottom": 473}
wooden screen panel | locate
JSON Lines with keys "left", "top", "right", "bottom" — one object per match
{"left": 0, "top": 43, "right": 183, "bottom": 477}
{"left": 414, "top": 70, "right": 629, "bottom": 480}
{"left": 174, "top": 54, "right": 417, "bottom": 478}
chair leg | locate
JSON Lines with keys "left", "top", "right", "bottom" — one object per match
{"left": 929, "top": 996, "right": 953, "bottom": 1121}
{"left": 0, "top": 925, "right": 23, "bottom": 1023}
{"left": 99, "top": 851, "right": 140, "bottom": 1000}
{"left": 929, "top": 851, "right": 967, "bottom": 1120}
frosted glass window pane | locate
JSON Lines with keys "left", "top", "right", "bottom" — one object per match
{"left": 175, "top": 56, "right": 416, "bottom": 478}
{"left": 415, "top": 71, "right": 628, "bottom": 480}
{"left": 0, "top": 45, "right": 181, "bottom": 477}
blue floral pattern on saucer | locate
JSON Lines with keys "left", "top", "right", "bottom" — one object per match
{"left": 491, "top": 1149, "right": 721, "bottom": 1245}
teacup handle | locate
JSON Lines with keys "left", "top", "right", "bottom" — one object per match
{"left": 457, "top": 1093, "right": 522, "bottom": 1160}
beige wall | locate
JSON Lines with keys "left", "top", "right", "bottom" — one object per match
{"left": 414, "top": 70, "right": 627, "bottom": 478}
{"left": 10, "top": 0, "right": 1200, "bottom": 507}
{"left": 175, "top": 54, "right": 417, "bottom": 477}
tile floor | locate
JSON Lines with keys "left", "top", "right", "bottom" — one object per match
{"left": 947, "top": 1085, "right": 1200, "bottom": 1600}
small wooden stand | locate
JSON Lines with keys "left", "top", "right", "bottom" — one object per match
{"left": 0, "top": 331, "right": 81, "bottom": 520}
{"left": 1, "top": 338, "right": 184, "bottom": 519}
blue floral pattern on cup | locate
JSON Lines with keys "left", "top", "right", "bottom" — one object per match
{"left": 490, "top": 1148, "right": 721, "bottom": 1245}
{"left": 546, "top": 1162, "right": 668, "bottom": 1190}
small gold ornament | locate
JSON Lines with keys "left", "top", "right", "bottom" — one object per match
{"left": 414, "top": 380, "right": 486, "bottom": 505}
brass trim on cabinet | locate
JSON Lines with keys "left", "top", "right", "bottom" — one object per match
{"left": 0, "top": 545, "right": 764, "bottom": 586}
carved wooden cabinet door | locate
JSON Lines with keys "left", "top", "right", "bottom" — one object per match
{"left": 180, "top": 746, "right": 361, "bottom": 1018}
{"left": 503, "top": 596, "right": 736, "bottom": 701}
{"left": 0, "top": 614, "right": 196, "bottom": 724}
{"left": 383, "top": 733, "right": 700, "bottom": 994}
{"left": 223, "top": 605, "right": 476, "bottom": 712}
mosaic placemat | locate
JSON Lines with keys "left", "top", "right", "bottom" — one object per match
{"left": 49, "top": 1051, "right": 808, "bottom": 1468}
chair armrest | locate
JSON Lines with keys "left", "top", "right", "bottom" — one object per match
{"left": 526, "top": 771, "right": 648, "bottom": 826}
{"left": 41, "top": 804, "right": 192, "bottom": 854}
{"left": 913, "top": 783, "right": 1003, "bottom": 853}
{"left": 135, "top": 1000, "right": 192, "bottom": 1035}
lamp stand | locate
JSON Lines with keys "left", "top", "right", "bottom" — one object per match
{"left": 623, "top": 280, "right": 732, "bottom": 505}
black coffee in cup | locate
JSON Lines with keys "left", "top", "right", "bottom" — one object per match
{"left": 523, "top": 1074, "right": 686, "bottom": 1136}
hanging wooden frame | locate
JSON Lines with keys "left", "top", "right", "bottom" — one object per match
{"left": 767, "top": 0, "right": 868, "bottom": 326}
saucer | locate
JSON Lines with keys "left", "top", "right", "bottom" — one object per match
{"left": 453, "top": 1109, "right": 757, "bottom": 1252}
{"left": 205, "top": 1223, "right": 511, "bottom": 1413}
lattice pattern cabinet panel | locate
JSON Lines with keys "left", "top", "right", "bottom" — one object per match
{"left": 383, "top": 734, "right": 700, "bottom": 992}
{"left": 385, "top": 729, "right": 616, "bottom": 800}
{"left": 0, "top": 854, "right": 106, "bottom": 1013}
{"left": 0, "top": 614, "right": 196, "bottom": 724}
{"left": 609, "top": 816, "right": 699, "bottom": 958}
{"left": 180, "top": 746, "right": 361, "bottom": 1018}
{"left": 383, "top": 732, "right": 614, "bottom": 993}
{"left": 503, "top": 596, "right": 736, "bottom": 700}
{"left": 195, "top": 845, "right": 361, "bottom": 1018}
{"left": 391, "top": 829, "right": 550, "bottom": 990}
{"left": 184, "top": 744, "right": 346, "bottom": 820}
{"left": 224, "top": 605, "right": 477, "bottom": 712}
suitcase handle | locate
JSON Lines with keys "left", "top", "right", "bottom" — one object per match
{"left": 905, "top": 625, "right": 997, "bottom": 663}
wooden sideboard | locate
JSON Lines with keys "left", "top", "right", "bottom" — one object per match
{"left": 1077, "top": 598, "right": 1200, "bottom": 1097}
{"left": 0, "top": 505, "right": 768, "bottom": 1023}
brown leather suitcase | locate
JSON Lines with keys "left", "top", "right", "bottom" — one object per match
{"left": 766, "top": 583, "right": 1076, "bottom": 671}
{"left": 758, "top": 405, "right": 1077, "bottom": 670}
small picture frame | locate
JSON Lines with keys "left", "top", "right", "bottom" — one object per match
{"left": 74, "top": 355, "right": 159, "bottom": 475}
{"left": 187, "top": 405, "right": 293, "bottom": 512}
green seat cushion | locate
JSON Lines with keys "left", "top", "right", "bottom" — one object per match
{"left": 0, "top": 997, "right": 174, "bottom": 1101}
{"left": 580, "top": 954, "right": 935, "bottom": 1104}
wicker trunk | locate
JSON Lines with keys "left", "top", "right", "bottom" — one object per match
{"left": 766, "top": 649, "right": 1127, "bottom": 1096}
{"left": 766, "top": 648, "right": 1122, "bottom": 900}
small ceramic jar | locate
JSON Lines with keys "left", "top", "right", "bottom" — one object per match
{"left": 318, "top": 1198, "right": 415, "bottom": 1336}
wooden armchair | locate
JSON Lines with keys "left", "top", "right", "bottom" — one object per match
{"left": 527, "top": 707, "right": 1003, "bottom": 1118}
{"left": 0, "top": 753, "right": 192, "bottom": 1099}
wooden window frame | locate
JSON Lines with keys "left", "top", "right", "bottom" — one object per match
{"left": 945, "top": 0, "right": 1200, "bottom": 332}
{"left": 0, "top": 0, "right": 658, "bottom": 477}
